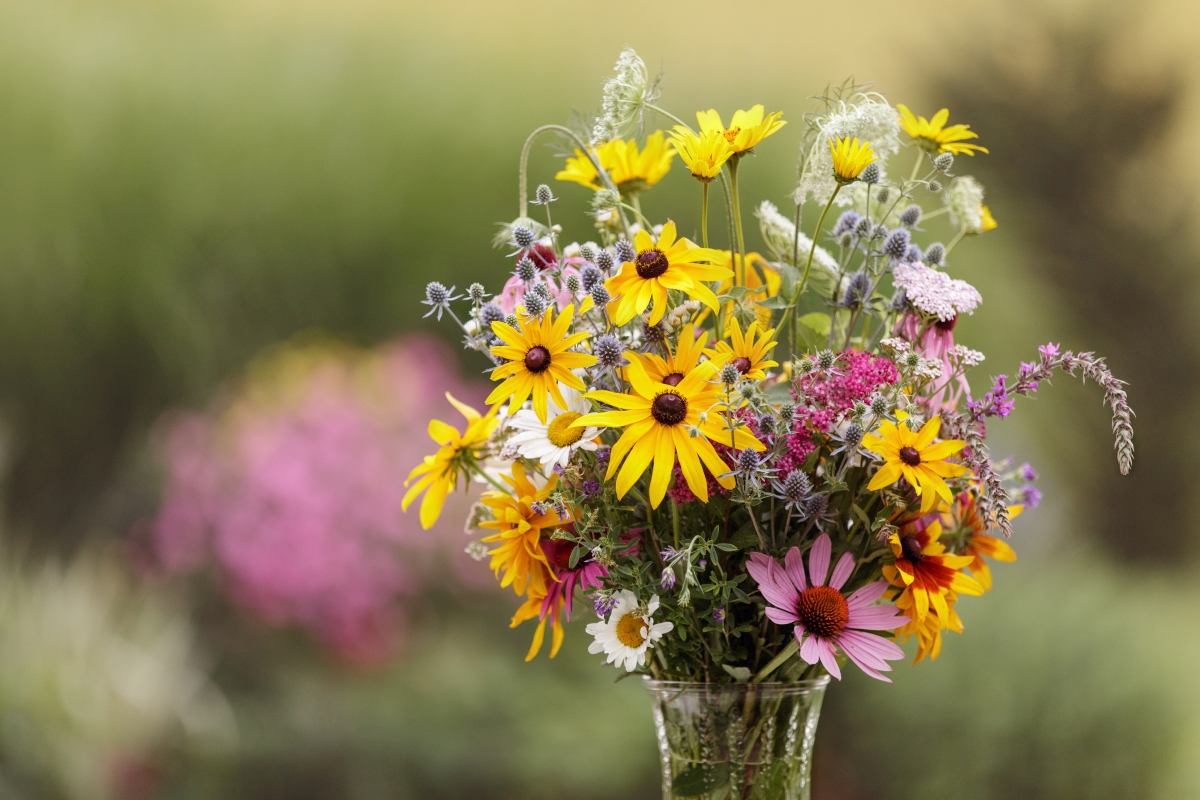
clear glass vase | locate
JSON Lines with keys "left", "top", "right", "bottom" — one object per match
{"left": 644, "top": 677, "right": 830, "bottom": 800}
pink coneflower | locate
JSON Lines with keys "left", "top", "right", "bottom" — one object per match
{"left": 746, "top": 534, "right": 909, "bottom": 682}
{"left": 540, "top": 537, "right": 609, "bottom": 626}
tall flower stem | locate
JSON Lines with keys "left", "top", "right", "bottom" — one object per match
{"left": 944, "top": 227, "right": 967, "bottom": 256}
{"left": 796, "top": 184, "right": 842, "bottom": 299}
{"left": 701, "top": 181, "right": 710, "bottom": 248}
{"left": 728, "top": 156, "right": 747, "bottom": 283}
{"left": 518, "top": 124, "right": 629, "bottom": 238}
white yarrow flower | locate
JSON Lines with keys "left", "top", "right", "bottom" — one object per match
{"left": 507, "top": 384, "right": 601, "bottom": 468}
{"left": 586, "top": 590, "right": 674, "bottom": 672}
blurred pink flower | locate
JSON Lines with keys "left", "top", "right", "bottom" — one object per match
{"left": 149, "top": 335, "right": 487, "bottom": 662}
{"left": 496, "top": 259, "right": 585, "bottom": 314}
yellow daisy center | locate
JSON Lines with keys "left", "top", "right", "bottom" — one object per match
{"left": 722, "top": 127, "right": 741, "bottom": 145}
{"left": 616, "top": 613, "right": 648, "bottom": 648}
{"left": 547, "top": 412, "right": 584, "bottom": 447}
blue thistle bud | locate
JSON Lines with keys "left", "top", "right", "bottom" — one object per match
{"left": 870, "top": 394, "right": 889, "bottom": 416}
{"left": 854, "top": 216, "right": 872, "bottom": 238}
{"left": 479, "top": 303, "right": 505, "bottom": 328}
{"left": 594, "top": 334, "right": 624, "bottom": 368}
{"left": 925, "top": 242, "right": 946, "bottom": 265}
{"left": 817, "top": 350, "right": 836, "bottom": 370}
{"left": 516, "top": 257, "right": 538, "bottom": 282}
{"left": 777, "top": 402, "right": 796, "bottom": 426}
{"left": 533, "top": 184, "right": 556, "bottom": 205}
{"left": 833, "top": 210, "right": 862, "bottom": 237}
{"left": 890, "top": 287, "right": 908, "bottom": 312}
{"left": 860, "top": 163, "right": 881, "bottom": 184}
{"left": 581, "top": 265, "right": 603, "bottom": 292}
{"left": 468, "top": 283, "right": 488, "bottom": 303}
{"left": 875, "top": 186, "right": 890, "bottom": 204}
{"left": 899, "top": 205, "right": 923, "bottom": 228}
{"left": 522, "top": 292, "right": 546, "bottom": 317}
{"left": 512, "top": 226, "right": 535, "bottom": 248}
{"left": 529, "top": 282, "right": 552, "bottom": 302}
{"left": 884, "top": 228, "right": 911, "bottom": 260}
{"left": 782, "top": 470, "right": 812, "bottom": 503}
{"left": 564, "top": 273, "right": 581, "bottom": 294}
{"left": 927, "top": 179, "right": 943, "bottom": 194}
{"left": 642, "top": 319, "right": 665, "bottom": 345}
{"left": 595, "top": 249, "right": 615, "bottom": 273}
{"left": 422, "top": 281, "right": 459, "bottom": 320}
{"left": 590, "top": 284, "right": 611, "bottom": 306}
{"left": 615, "top": 240, "right": 636, "bottom": 264}
{"left": 838, "top": 232, "right": 854, "bottom": 248}
{"left": 579, "top": 242, "right": 597, "bottom": 262}
{"left": 841, "top": 271, "right": 870, "bottom": 309}
{"left": 737, "top": 449, "right": 760, "bottom": 472}
{"left": 719, "top": 363, "right": 740, "bottom": 385}
{"left": 504, "top": 314, "right": 519, "bottom": 328}
{"left": 904, "top": 244, "right": 923, "bottom": 263}
{"left": 842, "top": 422, "right": 863, "bottom": 449}
{"left": 934, "top": 152, "right": 954, "bottom": 173}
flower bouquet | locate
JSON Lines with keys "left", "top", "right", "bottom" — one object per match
{"left": 402, "top": 50, "right": 1135, "bottom": 800}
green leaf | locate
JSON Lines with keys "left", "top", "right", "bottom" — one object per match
{"left": 568, "top": 545, "right": 585, "bottom": 569}
{"left": 774, "top": 261, "right": 801, "bottom": 298}
{"left": 671, "top": 762, "right": 732, "bottom": 797}
{"left": 721, "top": 664, "right": 752, "bottom": 683}
{"left": 798, "top": 312, "right": 831, "bottom": 336}
{"left": 749, "top": 760, "right": 787, "bottom": 800}
{"left": 755, "top": 295, "right": 792, "bottom": 309}
{"left": 713, "top": 542, "right": 738, "bottom": 552}
{"left": 730, "top": 526, "right": 761, "bottom": 550}
{"left": 850, "top": 504, "right": 871, "bottom": 528}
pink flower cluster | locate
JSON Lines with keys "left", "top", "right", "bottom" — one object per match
{"left": 893, "top": 262, "right": 981, "bottom": 321}
{"left": 773, "top": 351, "right": 899, "bottom": 474}
{"left": 147, "top": 336, "right": 486, "bottom": 662}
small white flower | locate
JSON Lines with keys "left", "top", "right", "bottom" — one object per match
{"left": 507, "top": 384, "right": 601, "bottom": 468}
{"left": 946, "top": 176, "right": 986, "bottom": 233}
{"left": 586, "top": 590, "right": 674, "bottom": 672}
{"left": 948, "top": 345, "right": 985, "bottom": 368}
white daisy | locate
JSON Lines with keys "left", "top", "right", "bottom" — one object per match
{"left": 586, "top": 590, "right": 674, "bottom": 672}
{"left": 507, "top": 384, "right": 601, "bottom": 468}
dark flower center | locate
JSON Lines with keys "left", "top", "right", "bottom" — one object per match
{"left": 524, "top": 346, "right": 551, "bottom": 373}
{"left": 900, "top": 536, "right": 925, "bottom": 563}
{"left": 519, "top": 243, "right": 558, "bottom": 271}
{"left": 899, "top": 446, "right": 921, "bottom": 466}
{"left": 549, "top": 539, "right": 574, "bottom": 571}
{"left": 635, "top": 249, "right": 670, "bottom": 279}
{"left": 651, "top": 392, "right": 688, "bottom": 426}
{"left": 732, "top": 357, "right": 752, "bottom": 374}
{"left": 935, "top": 314, "right": 958, "bottom": 332}
{"left": 796, "top": 585, "right": 849, "bottom": 639}
{"left": 662, "top": 372, "right": 684, "bottom": 387}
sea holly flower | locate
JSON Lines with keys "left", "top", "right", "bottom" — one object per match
{"left": 575, "top": 357, "right": 763, "bottom": 508}
{"left": 487, "top": 303, "right": 597, "bottom": 423}
{"left": 745, "top": 534, "right": 909, "bottom": 682}
{"left": 883, "top": 519, "right": 982, "bottom": 623}
{"left": 586, "top": 590, "right": 674, "bottom": 672}
{"left": 402, "top": 393, "right": 500, "bottom": 530}
{"left": 478, "top": 462, "right": 571, "bottom": 598}
{"left": 695, "top": 104, "right": 786, "bottom": 156}
{"left": 896, "top": 105, "right": 988, "bottom": 156}
{"left": 704, "top": 318, "right": 779, "bottom": 380}
{"left": 668, "top": 126, "right": 734, "bottom": 182}
{"left": 508, "top": 383, "right": 603, "bottom": 468}
{"left": 604, "top": 221, "right": 731, "bottom": 326}
{"left": 862, "top": 413, "right": 969, "bottom": 514}
{"left": 829, "top": 137, "right": 877, "bottom": 183}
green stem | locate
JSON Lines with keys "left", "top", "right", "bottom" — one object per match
{"left": 646, "top": 103, "right": 692, "bottom": 131}
{"left": 944, "top": 227, "right": 968, "bottom": 255}
{"left": 729, "top": 157, "right": 747, "bottom": 277}
{"left": 796, "top": 183, "right": 842, "bottom": 299}
{"left": 751, "top": 639, "right": 799, "bottom": 683}
{"left": 518, "top": 124, "right": 628, "bottom": 237}
{"left": 909, "top": 148, "right": 925, "bottom": 182}
{"left": 469, "top": 462, "right": 510, "bottom": 494}
{"left": 701, "top": 181, "right": 710, "bottom": 249}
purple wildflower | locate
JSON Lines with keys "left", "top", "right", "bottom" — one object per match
{"left": 1019, "top": 485, "right": 1043, "bottom": 509}
{"left": 712, "top": 606, "right": 726, "bottom": 623}
{"left": 593, "top": 592, "right": 617, "bottom": 617}
{"left": 661, "top": 569, "right": 677, "bottom": 590}
{"left": 1038, "top": 342, "right": 1061, "bottom": 359}
{"left": 1020, "top": 463, "right": 1038, "bottom": 482}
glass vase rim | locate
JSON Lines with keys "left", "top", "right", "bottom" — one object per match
{"left": 641, "top": 675, "right": 832, "bottom": 691}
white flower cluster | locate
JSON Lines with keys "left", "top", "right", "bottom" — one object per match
{"left": 795, "top": 94, "right": 901, "bottom": 206}
{"left": 946, "top": 176, "right": 986, "bottom": 233}
{"left": 948, "top": 344, "right": 986, "bottom": 368}
{"left": 664, "top": 299, "right": 701, "bottom": 333}
{"left": 592, "top": 48, "right": 660, "bottom": 144}
{"left": 893, "top": 262, "right": 982, "bottom": 321}
{"left": 878, "top": 337, "right": 910, "bottom": 356}
{"left": 754, "top": 200, "right": 840, "bottom": 290}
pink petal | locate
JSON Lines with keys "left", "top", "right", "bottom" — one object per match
{"left": 765, "top": 606, "right": 799, "bottom": 625}
{"left": 847, "top": 605, "right": 909, "bottom": 631}
{"left": 841, "top": 645, "right": 893, "bottom": 683}
{"left": 846, "top": 580, "right": 889, "bottom": 610}
{"left": 799, "top": 629, "right": 822, "bottom": 665}
{"left": 814, "top": 636, "right": 842, "bottom": 680}
{"left": 808, "top": 534, "right": 831, "bottom": 586}
{"left": 783, "top": 547, "right": 807, "bottom": 592}
{"left": 839, "top": 629, "right": 906, "bottom": 665}
{"left": 745, "top": 555, "right": 770, "bottom": 586}
{"left": 829, "top": 551, "right": 855, "bottom": 591}
{"left": 757, "top": 559, "right": 799, "bottom": 612}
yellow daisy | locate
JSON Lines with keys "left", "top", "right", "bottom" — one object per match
{"left": 892, "top": 586, "right": 962, "bottom": 664}
{"left": 625, "top": 323, "right": 717, "bottom": 387}
{"left": 479, "top": 461, "right": 569, "bottom": 597}
{"left": 941, "top": 490, "right": 1021, "bottom": 592}
{"left": 695, "top": 251, "right": 781, "bottom": 334}
{"left": 487, "top": 304, "right": 597, "bottom": 423}
{"left": 402, "top": 393, "right": 500, "bottom": 530}
{"left": 604, "top": 221, "right": 731, "bottom": 326}
{"left": 897, "top": 105, "right": 988, "bottom": 156}
{"left": 696, "top": 105, "right": 786, "bottom": 155}
{"left": 862, "top": 414, "right": 969, "bottom": 514}
{"left": 555, "top": 132, "right": 675, "bottom": 196}
{"left": 704, "top": 318, "right": 779, "bottom": 381}
{"left": 509, "top": 583, "right": 564, "bottom": 662}
{"left": 574, "top": 357, "right": 764, "bottom": 508}
{"left": 830, "top": 136, "right": 876, "bottom": 183}
{"left": 978, "top": 205, "right": 998, "bottom": 233}
{"left": 668, "top": 126, "right": 734, "bottom": 181}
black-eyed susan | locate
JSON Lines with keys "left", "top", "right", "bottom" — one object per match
{"left": 696, "top": 105, "right": 786, "bottom": 156}
{"left": 488, "top": 304, "right": 597, "bottom": 423}
{"left": 668, "top": 126, "right": 734, "bottom": 182}
{"left": 604, "top": 221, "right": 730, "bottom": 326}
{"left": 891, "top": 585, "right": 963, "bottom": 663}
{"left": 862, "top": 413, "right": 969, "bottom": 514}
{"left": 625, "top": 323, "right": 716, "bottom": 387}
{"left": 574, "top": 357, "right": 764, "bottom": 508}
{"left": 704, "top": 318, "right": 779, "bottom": 380}
{"left": 479, "top": 461, "right": 570, "bottom": 598}
{"left": 882, "top": 520, "right": 981, "bottom": 624}
{"left": 555, "top": 132, "right": 675, "bottom": 197}
{"left": 941, "top": 489, "right": 1020, "bottom": 592}
{"left": 402, "top": 393, "right": 500, "bottom": 530}
{"left": 897, "top": 105, "right": 988, "bottom": 156}
{"left": 830, "top": 136, "right": 877, "bottom": 183}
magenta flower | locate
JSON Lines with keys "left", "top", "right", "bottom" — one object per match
{"left": 1039, "top": 342, "right": 1061, "bottom": 359}
{"left": 746, "top": 534, "right": 909, "bottom": 682}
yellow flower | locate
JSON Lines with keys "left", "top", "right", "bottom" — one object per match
{"left": 625, "top": 323, "right": 715, "bottom": 387}
{"left": 555, "top": 132, "right": 675, "bottom": 196}
{"left": 897, "top": 105, "right": 988, "bottom": 156}
{"left": 941, "top": 490, "right": 1020, "bottom": 592}
{"left": 402, "top": 393, "right": 500, "bottom": 530}
{"left": 574, "top": 357, "right": 764, "bottom": 508}
{"left": 704, "top": 317, "right": 779, "bottom": 381}
{"left": 862, "top": 414, "right": 969, "bottom": 514}
{"left": 892, "top": 586, "right": 963, "bottom": 663}
{"left": 694, "top": 252, "right": 781, "bottom": 333}
{"left": 604, "top": 221, "right": 731, "bottom": 326}
{"left": 479, "top": 461, "right": 569, "bottom": 598}
{"left": 696, "top": 105, "right": 786, "bottom": 155}
{"left": 510, "top": 585, "right": 564, "bottom": 662}
{"left": 882, "top": 520, "right": 981, "bottom": 624}
{"left": 829, "top": 136, "right": 876, "bottom": 183}
{"left": 487, "top": 304, "right": 597, "bottom": 423}
{"left": 978, "top": 205, "right": 998, "bottom": 233}
{"left": 668, "top": 126, "right": 734, "bottom": 181}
